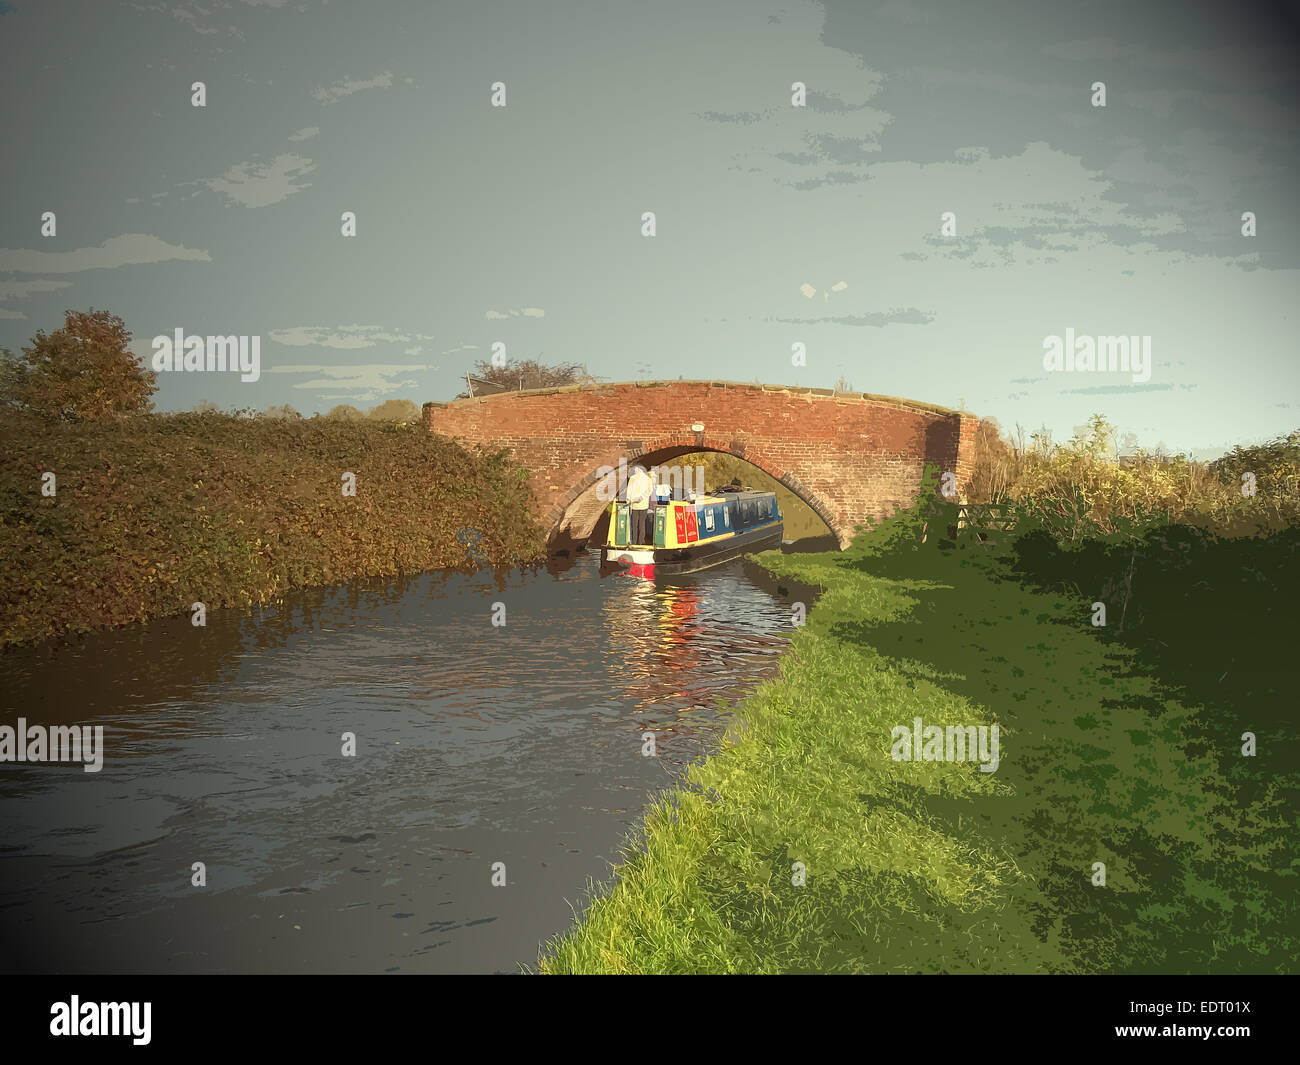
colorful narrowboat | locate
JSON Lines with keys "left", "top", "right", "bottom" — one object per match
{"left": 602, "top": 484, "right": 783, "bottom": 579}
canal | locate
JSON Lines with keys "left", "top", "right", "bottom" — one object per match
{"left": 0, "top": 555, "right": 816, "bottom": 973}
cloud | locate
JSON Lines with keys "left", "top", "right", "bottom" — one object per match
{"left": 484, "top": 307, "right": 545, "bottom": 319}
{"left": 1061, "top": 383, "right": 1176, "bottom": 395}
{"left": 695, "top": 110, "right": 769, "bottom": 125}
{"left": 288, "top": 126, "right": 320, "bottom": 141}
{"left": 0, "top": 234, "right": 210, "bottom": 274}
{"left": 900, "top": 67, "right": 1070, "bottom": 102}
{"left": 800, "top": 281, "right": 848, "bottom": 300}
{"left": 170, "top": 5, "right": 219, "bottom": 35}
{"left": 876, "top": 0, "right": 937, "bottom": 24}
{"left": 268, "top": 363, "right": 428, "bottom": 375}
{"left": 0, "top": 279, "right": 73, "bottom": 299}
{"left": 0, "top": 278, "right": 73, "bottom": 319}
{"left": 1040, "top": 38, "right": 1295, "bottom": 91}
{"left": 861, "top": 141, "right": 1193, "bottom": 266}
{"left": 312, "top": 72, "right": 394, "bottom": 105}
{"left": 202, "top": 153, "right": 315, "bottom": 208}
{"left": 773, "top": 307, "right": 934, "bottom": 327}
{"left": 269, "top": 325, "right": 435, "bottom": 349}
{"left": 266, "top": 362, "right": 428, "bottom": 402}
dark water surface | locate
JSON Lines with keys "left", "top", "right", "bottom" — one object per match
{"left": 0, "top": 557, "right": 813, "bottom": 973}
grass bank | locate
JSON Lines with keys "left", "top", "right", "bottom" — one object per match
{"left": 0, "top": 410, "right": 547, "bottom": 649}
{"left": 538, "top": 506, "right": 1297, "bottom": 973}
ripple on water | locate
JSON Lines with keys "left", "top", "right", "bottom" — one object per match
{"left": 0, "top": 556, "right": 817, "bottom": 973}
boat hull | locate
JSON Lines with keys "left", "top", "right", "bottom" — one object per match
{"left": 602, "top": 522, "right": 783, "bottom": 579}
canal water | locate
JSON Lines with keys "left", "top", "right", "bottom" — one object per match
{"left": 0, "top": 556, "right": 815, "bottom": 974}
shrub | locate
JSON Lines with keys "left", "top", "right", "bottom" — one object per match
{"left": 971, "top": 415, "right": 1299, "bottom": 540}
{"left": 325, "top": 404, "right": 366, "bottom": 421}
{"left": 0, "top": 410, "right": 547, "bottom": 648}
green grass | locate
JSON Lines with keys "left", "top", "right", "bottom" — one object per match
{"left": 538, "top": 511, "right": 1297, "bottom": 973}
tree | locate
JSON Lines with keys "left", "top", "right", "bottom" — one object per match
{"left": 456, "top": 358, "right": 591, "bottom": 398}
{"left": 366, "top": 398, "right": 420, "bottom": 422}
{"left": 968, "top": 417, "right": 1018, "bottom": 503}
{"left": 325, "top": 404, "right": 366, "bottom": 420}
{"left": 3, "top": 309, "right": 156, "bottom": 420}
{"left": 258, "top": 403, "right": 302, "bottom": 420}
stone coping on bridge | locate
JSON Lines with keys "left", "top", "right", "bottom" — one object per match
{"left": 423, "top": 379, "right": 963, "bottom": 419}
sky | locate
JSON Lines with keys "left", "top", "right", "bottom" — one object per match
{"left": 0, "top": 0, "right": 1296, "bottom": 459}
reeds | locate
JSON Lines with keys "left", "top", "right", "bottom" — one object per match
{"left": 969, "top": 414, "right": 1299, "bottom": 540}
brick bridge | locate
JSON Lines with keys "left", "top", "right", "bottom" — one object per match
{"left": 423, "top": 381, "right": 979, "bottom": 552}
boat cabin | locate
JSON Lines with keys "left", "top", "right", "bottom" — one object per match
{"left": 606, "top": 487, "right": 781, "bottom": 551}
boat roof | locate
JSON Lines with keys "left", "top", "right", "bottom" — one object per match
{"left": 694, "top": 489, "right": 776, "bottom": 504}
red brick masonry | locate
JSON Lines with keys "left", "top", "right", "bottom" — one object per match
{"left": 424, "top": 380, "right": 979, "bottom": 550}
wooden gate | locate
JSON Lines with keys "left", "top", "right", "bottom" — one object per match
{"left": 952, "top": 502, "right": 1019, "bottom": 546}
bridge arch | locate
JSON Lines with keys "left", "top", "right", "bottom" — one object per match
{"left": 550, "top": 437, "right": 845, "bottom": 554}
{"left": 423, "top": 380, "right": 979, "bottom": 555}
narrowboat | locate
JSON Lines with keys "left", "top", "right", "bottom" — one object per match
{"left": 602, "top": 483, "right": 783, "bottom": 579}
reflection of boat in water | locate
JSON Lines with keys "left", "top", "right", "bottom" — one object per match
{"left": 602, "top": 581, "right": 704, "bottom": 705}
{"left": 602, "top": 483, "right": 783, "bottom": 580}
{"left": 600, "top": 575, "right": 788, "bottom": 718}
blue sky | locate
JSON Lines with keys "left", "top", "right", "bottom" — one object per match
{"left": 1, "top": 0, "right": 1296, "bottom": 458}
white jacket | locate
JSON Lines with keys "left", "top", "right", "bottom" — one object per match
{"left": 626, "top": 470, "right": 652, "bottom": 510}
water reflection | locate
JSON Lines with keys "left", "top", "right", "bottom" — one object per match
{"left": 0, "top": 558, "right": 816, "bottom": 974}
